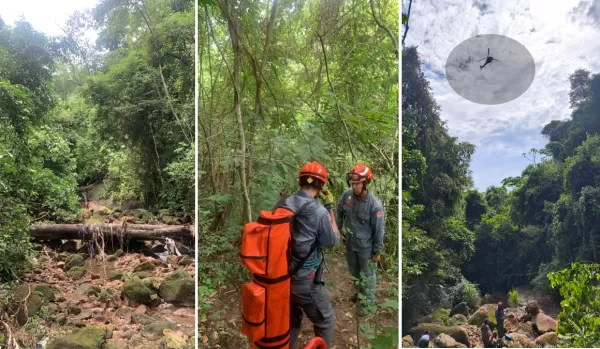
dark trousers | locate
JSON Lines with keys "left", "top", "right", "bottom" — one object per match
{"left": 289, "top": 281, "right": 335, "bottom": 349}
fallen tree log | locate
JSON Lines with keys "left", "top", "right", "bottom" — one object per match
{"left": 29, "top": 223, "right": 193, "bottom": 243}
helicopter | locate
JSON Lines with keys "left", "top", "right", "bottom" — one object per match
{"left": 478, "top": 48, "right": 499, "bottom": 70}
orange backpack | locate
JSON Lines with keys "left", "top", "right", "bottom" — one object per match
{"left": 240, "top": 202, "right": 317, "bottom": 349}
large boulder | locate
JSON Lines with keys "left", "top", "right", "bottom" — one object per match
{"left": 433, "top": 333, "right": 467, "bottom": 348}
{"left": 503, "top": 313, "right": 523, "bottom": 333}
{"left": 11, "top": 283, "right": 43, "bottom": 326}
{"left": 122, "top": 277, "right": 154, "bottom": 304}
{"left": 525, "top": 301, "right": 540, "bottom": 315}
{"left": 450, "top": 302, "right": 470, "bottom": 318}
{"left": 158, "top": 269, "right": 194, "bottom": 306}
{"left": 420, "top": 308, "right": 450, "bottom": 325}
{"left": 47, "top": 326, "right": 106, "bottom": 349}
{"left": 535, "top": 332, "right": 558, "bottom": 346}
{"left": 447, "top": 314, "right": 468, "bottom": 326}
{"left": 468, "top": 304, "right": 497, "bottom": 327}
{"left": 410, "top": 323, "right": 470, "bottom": 347}
{"left": 34, "top": 284, "right": 55, "bottom": 303}
{"left": 533, "top": 312, "right": 557, "bottom": 334}
{"left": 402, "top": 335, "right": 414, "bottom": 347}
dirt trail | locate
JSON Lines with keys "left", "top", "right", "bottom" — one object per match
{"left": 199, "top": 249, "right": 398, "bottom": 348}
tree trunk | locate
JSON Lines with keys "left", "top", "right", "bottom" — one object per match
{"left": 219, "top": 0, "right": 253, "bottom": 224}
{"left": 29, "top": 224, "right": 193, "bottom": 243}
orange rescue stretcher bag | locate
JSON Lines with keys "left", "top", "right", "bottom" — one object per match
{"left": 240, "top": 202, "right": 316, "bottom": 349}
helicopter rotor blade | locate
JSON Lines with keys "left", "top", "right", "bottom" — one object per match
{"left": 488, "top": 48, "right": 490, "bottom": 55}
{"left": 477, "top": 58, "right": 486, "bottom": 62}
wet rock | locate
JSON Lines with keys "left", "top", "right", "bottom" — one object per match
{"left": 47, "top": 326, "right": 106, "bottom": 349}
{"left": 158, "top": 269, "right": 194, "bottom": 307}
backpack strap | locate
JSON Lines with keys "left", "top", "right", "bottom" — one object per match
{"left": 289, "top": 199, "right": 320, "bottom": 277}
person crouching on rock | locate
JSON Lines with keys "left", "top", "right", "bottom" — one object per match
{"left": 481, "top": 319, "right": 493, "bottom": 347}
{"left": 417, "top": 330, "right": 430, "bottom": 348}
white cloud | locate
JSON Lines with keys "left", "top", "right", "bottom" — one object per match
{"left": 1, "top": 0, "right": 99, "bottom": 37}
{"left": 403, "top": 0, "right": 600, "bottom": 189}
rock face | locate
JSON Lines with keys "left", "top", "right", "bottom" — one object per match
{"left": 534, "top": 312, "right": 558, "bottom": 334}
{"left": 468, "top": 304, "right": 497, "bottom": 327}
{"left": 47, "top": 326, "right": 106, "bottom": 349}
{"left": 158, "top": 269, "right": 194, "bottom": 307}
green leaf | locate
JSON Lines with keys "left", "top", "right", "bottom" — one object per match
{"left": 402, "top": 14, "right": 408, "bottom": 25}
{"left": 380, "top": 299, "right": 399, "bottom": 310}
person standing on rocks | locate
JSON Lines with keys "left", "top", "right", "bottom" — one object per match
{"left": 496, "top": 301, "right": 505, "bottom": 344}
{"left": 336, "top": 164, "right": 385, "bottom": 316}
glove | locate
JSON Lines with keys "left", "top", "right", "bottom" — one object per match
{"left": 319, "top": 189, "right": 335, "bottom": 210}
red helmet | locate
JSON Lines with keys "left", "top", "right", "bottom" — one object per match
{"left": 347, "top": 163, "right": 373, "bottom": 183}
{"left": 298, "top": 161, "right": 328, "bottom": 184}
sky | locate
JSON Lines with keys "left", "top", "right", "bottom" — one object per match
{"left": 0, "top": 0, "right": 99, "bottom": 36}
{"left": 402, "top": 0, "right": 600, "bottom": 190}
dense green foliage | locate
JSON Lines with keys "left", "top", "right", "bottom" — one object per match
{"left": 549, "top": 263, "right": 600, "bottom": 347}
{"left": 401, "top": 46, "right": 476, "bottom": 332}
{"left": 0, "top": 1, "right": 194, "bottom": 282}
{"left": 200, "top": 0, "right": 398, "bottom": 346}
{"left": 402, "top": 44, "right": 600, "bottom": 345}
